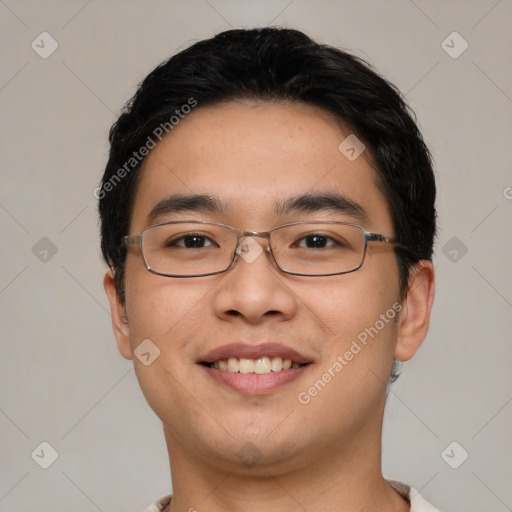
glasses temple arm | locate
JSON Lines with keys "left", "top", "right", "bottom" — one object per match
{"left": 366, "top": 233, "right": 411, "bottom": 252}
{"left": 123, "top": 235, "right": 142, "bottom": 246}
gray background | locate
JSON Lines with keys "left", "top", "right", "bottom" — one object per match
{"left": 1, "top": 1, "right": 511, "bottom": 511}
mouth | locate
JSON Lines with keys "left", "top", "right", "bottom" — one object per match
{"left": 198, "top": 343, "right": 313, "bottom": 394}
{"left": 201, "top": 357, "right": 306, "bottom": 373}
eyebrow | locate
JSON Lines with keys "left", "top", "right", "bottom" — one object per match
{"left": 275, "top": 192, "right": 368, "bottom": 223}
{"left": 147, "top": 193, "right": 228, "bottom": 224}
{"left": 146, "top": 191, "right": 368, "bottom": 224}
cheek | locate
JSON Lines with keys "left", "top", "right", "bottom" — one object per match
{"left": 297, "top": 257, "right": 401, "bottom": 390}
{"left": 303, "top": 267, "right": 399, "bottom": 339}
{"left": 123, "top": 261, "right": 215, "bottom": 370}
{"left": 294, "top": 279, "right": 400, "bottom": 433}
{"left": 125, "top": 257, "right": 197, "bottom": 334}
{"left": 123, "top": 270, "right": 215, "bottom": 424}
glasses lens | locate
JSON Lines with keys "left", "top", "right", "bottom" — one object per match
{"left": 141, "top": 222, "right": 236, "bottom": 276}
{"left": 271, "top": 223, "right": 365, "bottom": 275}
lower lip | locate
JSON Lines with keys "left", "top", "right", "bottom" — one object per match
{"left": 200, "top": 365, "right": 309, "bottom": 395}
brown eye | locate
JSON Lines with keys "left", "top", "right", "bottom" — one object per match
{"left": 292, "top": 234, "right": 343, "bottom": 249}
{"left": 166, "top": 233, "right": 217, "bottom": 248}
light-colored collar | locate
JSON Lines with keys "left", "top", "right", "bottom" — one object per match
{"left": 144, "top": 479, "right": 441, "bottom": 512}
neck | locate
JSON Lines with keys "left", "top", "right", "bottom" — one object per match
{"left": 164, "top": 418, "right": 409, "bottom": 512}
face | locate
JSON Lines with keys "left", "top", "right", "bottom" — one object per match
{"left": 105, "top": 101, "right": 434, "bottom": 475}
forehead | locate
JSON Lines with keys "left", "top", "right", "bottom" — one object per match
{"left": 130, "top": 101, "right": 392, "bottom": 233}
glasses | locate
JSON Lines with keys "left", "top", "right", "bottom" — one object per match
{"left": 123, "top": 220, "right": 403, "bottom": 278}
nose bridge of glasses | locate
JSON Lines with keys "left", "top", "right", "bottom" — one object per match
{"left": 235, "top": 231, "right": 272, "bottom": 258}
{"left": 237, "top": 230, "right": 271, "bottom": 239}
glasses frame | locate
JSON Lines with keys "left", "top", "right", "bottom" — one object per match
{"left": 123, "top": 220, "right": 407, "bottom": 278}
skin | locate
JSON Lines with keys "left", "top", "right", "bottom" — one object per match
{"left": 104, "top": 101, "right": 435, "bottom": 512}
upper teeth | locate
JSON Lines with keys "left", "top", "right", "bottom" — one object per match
{"left": 211, "top": 357, "right": 300, "bottom": 374}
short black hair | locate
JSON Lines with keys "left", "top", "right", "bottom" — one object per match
{"left": 99, "top": 27, "right": 436, "bottom": 308}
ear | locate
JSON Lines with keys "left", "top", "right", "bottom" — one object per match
{"left": 395, "top": 260, "right": 435, "bottom": 362}
{"left": 103, "top": 269, "right": 133, "bottom": 360}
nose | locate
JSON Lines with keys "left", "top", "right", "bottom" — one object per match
{"left": 212, "top": 237, "right": 298, "bottom": 325}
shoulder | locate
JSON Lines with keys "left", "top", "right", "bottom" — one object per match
{"left": 142, "top": 494, "right": 172, "bottom": 512}
{"left": 387, "top": 480, "right": 442, "bottom": 512}
{"left": 408, "top": 488, "right": 442, "bottom": 512}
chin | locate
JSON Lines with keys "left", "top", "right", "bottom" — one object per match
{"left": 197, "top": 421, "right": 313, "bottom": 474}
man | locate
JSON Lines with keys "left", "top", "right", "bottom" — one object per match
{"left": 99, "top": 28, "right": 439, "bottom": 511}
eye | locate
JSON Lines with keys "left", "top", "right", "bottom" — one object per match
{"left": 166, "top": 233, "right": 217, "bottom": 249}
{"left": 292, "top": 234, "right": 342, "bottom": 249}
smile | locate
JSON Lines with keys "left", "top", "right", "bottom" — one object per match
{"left": 199, "top": 343, "right": 313, "bottom": 394}
{"left": 204, "top": 356, "right": 305, "bottom": 374}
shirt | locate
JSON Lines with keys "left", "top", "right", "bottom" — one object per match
{"left": 143, "top": 480, "right": 441, "bottom": 511}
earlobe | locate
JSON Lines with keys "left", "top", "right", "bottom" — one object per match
{"left": 395, "top": 261, "right": 435, "bottom": 362}
{"left": 103, "top": 269, "right": 133, "bottom": 360}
